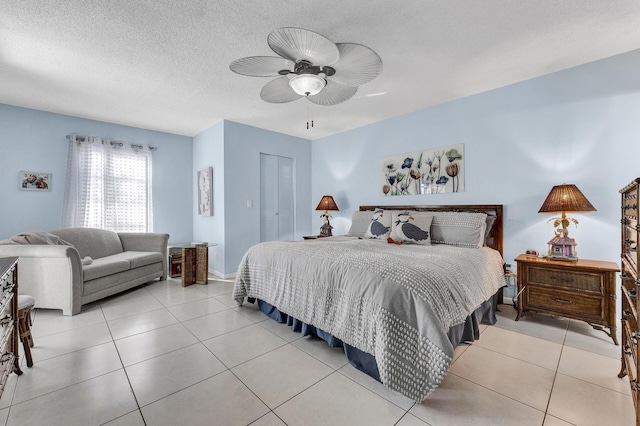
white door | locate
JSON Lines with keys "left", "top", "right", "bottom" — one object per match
{"left": 260, "top": 154, "right": 294, "bottom": 242}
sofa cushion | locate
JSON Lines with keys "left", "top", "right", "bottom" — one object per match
{"left": 83, "top": 263, "right": 163, "bottom": 296}
{"left": 50, "top": 228, "right": 124, "bottom": 259}
{"left": 109, "top": 251, "right": 163, "bottom": 269}
{"left": 83, "top": 257, "right": 130, "bottom": 281}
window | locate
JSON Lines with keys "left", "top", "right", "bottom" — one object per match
{"left": 62, "top": 134, "right": 154, "bottom": 232}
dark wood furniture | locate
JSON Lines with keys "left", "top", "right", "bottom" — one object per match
{"left": 168, "top": 243, "right": 215, "bottom": 287}
{"left": 0, "top": 256, "right": 22, "bottom": 398}
{"left": 17, "top": 295, "right": 36, "bottom": 368}
{"left": 618, "top": 178, "right": 640, "bottom": 424}
{"left": 515, "top": 254, "right": 619, "bottom": 344}
{"left": 182, "top": 245, "right": 209, "bottom": 287}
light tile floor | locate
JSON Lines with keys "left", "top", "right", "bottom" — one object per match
{"left": 0, "top": 277, "right": 635, "bottom": 425}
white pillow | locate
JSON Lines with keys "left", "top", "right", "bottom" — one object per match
{"left": 347, "top": 211, "right": 375, "bottom": 237}
{"left": 364, "top": 209, "right": 392, "bottom": 239}
{"left": 392, "top": 212, "right": 433, "bottom": 245}
{"left": 389, "top": 210, "right": 413, "bottom": 241}
{"left": 430, "top": 212, "right": 487, "bottom": 248}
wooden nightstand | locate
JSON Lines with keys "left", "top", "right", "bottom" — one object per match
{"left": 515, "top": 254, "right": 619, "bottom": 345}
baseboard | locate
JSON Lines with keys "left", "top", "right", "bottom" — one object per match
{"left": 209, "top": 269, "right": 236, "bottom": 280}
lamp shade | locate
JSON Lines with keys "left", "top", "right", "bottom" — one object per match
{"left": 289, "top": 74, "right": 326, "bottom": 96}
{"left": 316, "top": 195, "right": 339, "bottom": 212}
{"left": 538, "top": 184, "right": 596, "bottom": 213}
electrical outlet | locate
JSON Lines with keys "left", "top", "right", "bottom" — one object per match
{"left": 214, "top": 251, "right": 218, "bottom": 262}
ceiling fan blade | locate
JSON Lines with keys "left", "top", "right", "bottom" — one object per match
{"left": 268, "top": 27, "right": 339, "bottom": 65}
{"left": 260, "top": 76, "right": 303, "bottom": 103}
{"left": 230, "top": 56, "right": 294, "bottom": 77}
{"left": 328, "top": 43, "right": 383, "bottom": 86}
{"left": 307, "top": 81, "right": 357, "bottom": 106}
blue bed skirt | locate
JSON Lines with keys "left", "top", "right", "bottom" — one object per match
{"left": 248, "top": 291, "right": 499, "bottom": 383}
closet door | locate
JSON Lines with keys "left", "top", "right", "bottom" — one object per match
{"left": 260, "top": 154, "right": 294, "bottom": 242}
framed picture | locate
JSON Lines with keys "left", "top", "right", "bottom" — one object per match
{"left": 380, "top": 143, "right": 464, "bottom": 196}
{"left": 19, "top": 171, "right": 51, "bottom": 191}
{"left": 197, "top": 167, "right": 213, "bottom": 216}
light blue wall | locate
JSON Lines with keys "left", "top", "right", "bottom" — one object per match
{"left": 0, "top": 104, "right": 193, "bottom": 242}
{"left": 192, "top": 120, "right": 225, "bottom": 275}
{"left": 312, "top": 49, "right": 640, "bottom": 270}
{"left": 4, "top": 48, "right": 639, "bottom": 281}
{"left": 223, "top": 121, "right": 312, "bottom": 274}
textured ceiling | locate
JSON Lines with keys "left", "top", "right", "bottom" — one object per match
{"left": 2, "top": 1, "right": 640, "bottom": 140}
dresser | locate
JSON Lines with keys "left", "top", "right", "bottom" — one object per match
{"left": 515, "top": 254, "right": 619, "bottom": 345}
{"left": 0, "top": 256, "right": 22, "bottom": 398}
{"left": 618, "top": 178, "right": 640, "bottom": 424}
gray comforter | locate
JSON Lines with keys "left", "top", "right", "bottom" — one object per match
{"left": 233, "top": 236, "right": 506, "bottom": 401}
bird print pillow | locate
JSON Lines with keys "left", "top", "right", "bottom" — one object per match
{"left": 388, "top": 211, "right": 413, "bottom": 242}
{"left": 364, "top": 209, "right": 392, "bottom": 239}
{"left": 391, "top": 212, "right": 433, "bottom": 245}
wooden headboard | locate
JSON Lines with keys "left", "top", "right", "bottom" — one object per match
{"left": 359, "top": 204, "right": 503, "bottom": 256}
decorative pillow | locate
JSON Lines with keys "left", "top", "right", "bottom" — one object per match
{"left": 392, "top": 212, "right": 433, "bottom": 245}
{"left": 430, "top": 212, "right": 488, "bottom": 248}
{"left": 347, "top": 211, "right": 376, "bottom": 237}
{"left": 484, "top": 214, "right": 497, "bottom": 246}
{"left": 364, "top": 209, "right": 392, "bottom": 239}
{"left": 389, "top": 211, "right": 408, "bottom": 241}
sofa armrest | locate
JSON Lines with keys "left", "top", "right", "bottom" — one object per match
{"left": 0, "top": 245, "right": 83, "bottom": 315}
{"left": 0, "top": 244, "right": 79, "bottom": 259}
{"left": 118, "top": 232, "right": 169, "bottom": 280}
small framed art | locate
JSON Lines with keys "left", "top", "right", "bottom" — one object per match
{"left": 19, "top": 171, "right": 51, "bottom": 191}
{"left": 197, "top": 167, "right": 213, "bottom": 216}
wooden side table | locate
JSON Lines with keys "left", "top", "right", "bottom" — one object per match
{"left": 182, "top": 246, "right": 208, "bottom": 286}
{"left": 515, "top": 254, "right": 619, "bottom": 345}
{"left": 169, "top": 243, "right": 217, "bottom": 287}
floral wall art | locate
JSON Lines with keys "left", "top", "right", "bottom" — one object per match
{"left": 381, "top": 144, "right": 464, "bottom": 196}
{"left": 198, "top": 167, "right": 213, "bottom": 216}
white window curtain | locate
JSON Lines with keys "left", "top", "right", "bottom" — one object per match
{"left": 62, "top": 133, "right": 154, "bottom": 232}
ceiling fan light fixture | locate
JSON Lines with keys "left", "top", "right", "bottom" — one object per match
{"left": 289, "top": 74, "right": 326, "bottom": 96}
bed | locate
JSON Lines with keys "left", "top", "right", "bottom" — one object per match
{"left": 233, "top": 204, "right": 506, "bottom": 401}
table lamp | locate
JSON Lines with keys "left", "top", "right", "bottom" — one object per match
{"left": 538, "top": 183, "right": 596, "bottom": 260}
{"left": 315, "top": 195, "right": 339, "bottom": 237}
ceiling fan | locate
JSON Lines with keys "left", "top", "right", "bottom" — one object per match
{"left": 229, "top": 27, "right": 383, "bottom": 106}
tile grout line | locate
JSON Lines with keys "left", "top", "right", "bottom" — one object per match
{"left": 10, "top": 281, "right": 627, "bottom": 425}
{"left": 541, "top": 317, "right": 569, "bottom": 425}
{"left": 99, "top": 300, "right": 148, "bottom": 426}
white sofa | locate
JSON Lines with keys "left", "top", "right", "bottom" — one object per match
{"left": 0, "top": 228, "right": 169, "bottom": 315}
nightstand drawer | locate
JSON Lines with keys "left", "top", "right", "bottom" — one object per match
{"left": 526, "top": 286, "right": 603, "bottom": 318}
{"left": 527, "top": 266, "right": 603, "bottom": 293}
